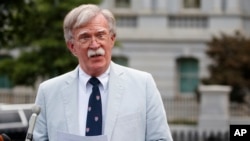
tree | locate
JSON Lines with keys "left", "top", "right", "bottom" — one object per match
{"left": 0, "top": 0, "right": 100, "bottom": 87}
{"left": 202, "top": 31, "right": 250, "bottom": 103}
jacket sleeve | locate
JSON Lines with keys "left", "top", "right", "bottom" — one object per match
{"left": 145, "top": 74, "right": 173, "bottom": 141}
{"left": 33, "top": 84, "right": 49, "bottom": 141}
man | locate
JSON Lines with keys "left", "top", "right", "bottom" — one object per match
{"left": 33, "top": 4, "right": 173, "bottom": 141}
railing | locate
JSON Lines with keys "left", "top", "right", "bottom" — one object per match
{"left": 230, "top": 102, "right": 250, "bottom": 118}
{"left": 163, "top": 97, "right": 250, "bottom": 124}
{"left": 168, "top": 15, "right": 208, "bottom": 29}
{"left": 164, "top": 97, "right": 199, "bottom": 124}
{"left": 172, "top": 130, "right": 229, "bottom": 141}
{"left": 1, "top": 91, "right": 250, "bottom": 119}
{"left": 0, "top": 90, "right": 36, "bottom": 104}
{"left": 115, "top": 15, "right": 208, "bottom": 29}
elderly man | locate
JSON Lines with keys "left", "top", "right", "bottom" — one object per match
{"left": 33, "top": 4, "right": 173, "bottom": 141}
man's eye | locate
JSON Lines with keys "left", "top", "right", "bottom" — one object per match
{"left": 97, "top": 34, "right": 103, "bottom": 38}
{"left": 79, "top": 35, "right": 90, "bottom": 41}
{"left": 97, "top": 33, "right": 107, "bottom": 39}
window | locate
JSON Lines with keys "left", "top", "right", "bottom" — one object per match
{"left": 169, "top": 15, "right": 208, "bottom": 28}
{"left": 221, "top": 0, "right": 227, "bottom": 12}
{"left": 0, "top": 54, "right": 12, "bottom": 88}
{"left": 151, "top": 0, "right": 157, "bottom": 11}
{"left": 0, "top": 75, "right": 12, "bottom": 88}
{"left": 116, "top": 16, "right": 137, "bottom": 27}
{"left": 183, "top": 0, "right": 200, "bottom": 8}
{"left": 115, "top": 0, "right": 131, "bottom": 8}
{"left": 112, "top": 56, "right": 128, "bottom": 66}
{"left": 177, "top": 58, "right": 199, "bottom": 94}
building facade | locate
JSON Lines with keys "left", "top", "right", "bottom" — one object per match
{"left": 101, "top": 0, "right": 250, "bottom": 98}
{"left": 1, "top": 0, "right": 250, "bottom": 100}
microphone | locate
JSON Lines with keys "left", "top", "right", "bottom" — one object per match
{"left": 25, "top": 105, "right": 41, "bottom": 141}
{"left": 0, "top": 134, "right": 11, "bottom": 141}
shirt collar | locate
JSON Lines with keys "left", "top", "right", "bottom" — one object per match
{"left": 79, "top": 66, "right": 110, "bottom": 90}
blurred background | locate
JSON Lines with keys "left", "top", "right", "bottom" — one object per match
{"left": 1, "top": 0, "right": 250, "bottom": 141}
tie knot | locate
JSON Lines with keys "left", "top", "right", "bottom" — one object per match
{"left": 89, "top": 77, "right": 100, "bottom": 86}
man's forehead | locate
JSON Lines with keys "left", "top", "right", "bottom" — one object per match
{"left": 74, "top": 27, "right": 108, "bottom": 35}
{"left": 81, "top": 28, "right": 107, "bottom": 33}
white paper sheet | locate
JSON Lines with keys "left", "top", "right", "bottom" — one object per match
{"left": 57, "top": 131, "right": 108, "bottom": 141}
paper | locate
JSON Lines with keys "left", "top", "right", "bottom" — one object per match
{"left": 57, "top": 131, "right": 108, "bottom": 141}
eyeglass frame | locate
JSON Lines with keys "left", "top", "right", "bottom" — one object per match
{"left": 71, "top": 29, "right": 113, "bottom": 46}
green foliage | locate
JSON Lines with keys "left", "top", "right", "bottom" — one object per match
{"left": 202, "top": 31, "right": 250, "bottom": 103}
{"left": 0, "top": 0, "right": 100, "bottom": 87}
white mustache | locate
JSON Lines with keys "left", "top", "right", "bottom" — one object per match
{"left": 87, "top": 48, "right": 105, "bottom": 58}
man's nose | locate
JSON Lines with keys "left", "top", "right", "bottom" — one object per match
{"left": 89, "top": 37, "right": 100, "bottom": 49}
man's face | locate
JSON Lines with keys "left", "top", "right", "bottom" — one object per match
{"left": 67, "top": 13, "right": 115, "bottom": 76}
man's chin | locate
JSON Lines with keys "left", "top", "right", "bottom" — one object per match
{"left": 89, "top": 61, "right": 106, "bottom": 71}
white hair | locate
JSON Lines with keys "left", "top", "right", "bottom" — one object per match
{"left": 63, "top": 4, "right": 116, "bottom": 42}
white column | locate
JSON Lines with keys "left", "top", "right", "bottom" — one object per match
{"left": 226, "top": 0, "right": 240, "bottom": 14}
{"left": 198, "top": 85, "right": 231, "bottom": 132}
{"left": 213, "top": 0, "right": 222, "bottom": 13}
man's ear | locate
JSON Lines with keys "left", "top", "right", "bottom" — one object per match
{"left": 111, "top": 33, "right": 116, "bottom": 42}
{"left": 110, "top": 33, "right": 116, "bottom": 48}
{"left": 66, "top": 41, "right": 77, "bottom": 56}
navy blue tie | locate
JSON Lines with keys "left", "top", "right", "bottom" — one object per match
{"left": 86, "top": 77, "right": 102, "bottom": 136}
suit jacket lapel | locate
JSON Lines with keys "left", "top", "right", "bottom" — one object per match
{"left": 61, "top": 67, "right": 79, "bottom": 134}
{"left": 60, "top": 64, "right": 125, "bottom": 137}
{"left": 104, "top": 62, "right": 125, "bottom": 140}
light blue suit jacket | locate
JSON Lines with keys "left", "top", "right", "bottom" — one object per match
{"left": 33, "top": 62, "right": 173, "bottom": 141}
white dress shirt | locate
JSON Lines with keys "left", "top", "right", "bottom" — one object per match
{"left": 78, "top": 66, "right": 110, "bottom": 136}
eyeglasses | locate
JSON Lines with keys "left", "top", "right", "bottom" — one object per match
{"left": 73, "top": 30, "right": 111, "bottom": 45}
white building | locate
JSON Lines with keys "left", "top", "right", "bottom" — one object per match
{"left": 1, "top": 0, "right": 249, "bottom": 133}
{"left": 1, "top": 0, "right": 250, "bottom": 101}
{"left": 101, "top": 0, "right": 250, "bottom": 98}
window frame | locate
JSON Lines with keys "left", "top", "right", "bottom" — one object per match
{"left": 115, "top": 0, "right": 131, "bottom": 8}
{"left": 0, "top": 54, "right": 13, "bottom": 89}
{"left": 177, "top": 57, "right": 199, "bottom": 95}
{"left": 183, "top": 0, "right": 201, "bottom": 9}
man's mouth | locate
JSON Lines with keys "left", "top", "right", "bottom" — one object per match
{"left": 90, "top": 54, "right": 102, "bottom": 58}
